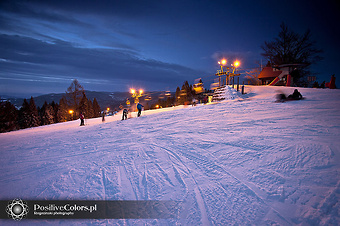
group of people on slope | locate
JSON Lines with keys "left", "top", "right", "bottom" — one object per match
{"left": 78, "top": 103, "right": 144, "bottom": 126}
{"left": 80, "top": 88, "right": 305, "bottom": 125}
{"left": 122, "top": 102, "right": 144, "bottom": 120}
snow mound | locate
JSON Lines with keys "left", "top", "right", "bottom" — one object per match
{"left": 224, "top": 85, "right": 242, "bottom": 100}
{"left": 212, "top": 85, "right": 242, "bottom": 101}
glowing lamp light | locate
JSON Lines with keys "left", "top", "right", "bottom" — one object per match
{"left": 130, "top": 89, "right": 136, "bottom": 94}
{"left": 139, "top": 89, "right": 143, "bottom": 95}
{"left": 69, "top": 110, "right": 74, "bottom": 114}
{"left": 107, "top": 107, "right": 110, "bottom": 111}
{"left": 218, "top": 59, "right": 227, "bottom": 65}
{"left": 234, "top": 61, "right": 240, "bottom": 67}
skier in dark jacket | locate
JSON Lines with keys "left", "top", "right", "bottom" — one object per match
{"left": 102, "top": 112, "right": 105, "bottom": 122}
{"left": 122, "top": 109, "right": 128, "bottom": 120}
{"left": 137, "top": 103, "right": 144, "bottom": 117}
{"left": 80, "top": 113, "right": 85, "bottom": 126}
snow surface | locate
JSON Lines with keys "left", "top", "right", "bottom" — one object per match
{"left": 1, "top": 85, "right": 340, "bottom": 225}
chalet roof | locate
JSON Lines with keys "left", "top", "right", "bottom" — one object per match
{"left": 258, "top": 67, "right": 282, "bottom": 79}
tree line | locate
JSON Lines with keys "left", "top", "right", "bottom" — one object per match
{"left": 0, "top": 79, "right": 101, "bottom": 133}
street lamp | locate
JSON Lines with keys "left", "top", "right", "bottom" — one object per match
{"left": 218, "top": 59, "right": 227, "bottom": 66}
{"left": 130, "top": 88, "right": 143, "bottom": 103}
{"left": 68, "top": 110, "right": 74, "bottom": 120}
{"left": 216, "top": 59, "right": 241, "bottom": 87}
{"left": 230, "top": 60, "right": 241, "bottom": 89}
{"left": 217, "top": 59, "right": 228, "bottom": 87}
{"left": 233, "top": 61, "right": 240, "bottom": 68}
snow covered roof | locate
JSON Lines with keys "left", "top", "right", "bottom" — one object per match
{"left": 258, "top": 67, "right": 282, "bottom": 79}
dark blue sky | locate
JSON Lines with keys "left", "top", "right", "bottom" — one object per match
{"left": 1, "top": 0, "right": 339, "bottom": 97}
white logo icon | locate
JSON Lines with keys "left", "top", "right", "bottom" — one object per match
{"left": 6, "top": 199, "right": 29, "bottom": 220}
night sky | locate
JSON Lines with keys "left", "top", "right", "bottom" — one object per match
{"left": 1, "top": 0, "right": 339, "bottom": 97}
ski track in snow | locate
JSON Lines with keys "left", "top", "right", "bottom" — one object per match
{"left": 1, "top": 86, "right": 340, "bottom": 225}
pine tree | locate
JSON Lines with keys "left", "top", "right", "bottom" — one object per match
{"left": 50, "top": 101, "right": 59, "bottom": 123}
{"left": 18, "top": 99, "right": 30, "bottom": 129}
{"left": 87, "top": 99, "right": 94, "bottom": 118}
{"left": 92, "top": 98, "right": 101, "bottom": 118}
{"left": 175, "top": 87, "right": 181, "bottom": 105}
{"left": 57, "top": 96, "right": 70, "bottom": 122}
{"left": 40, "top": 101, "right": 54, "bottom": 125}
{"left": 180, "top": 81, "right": 192, "bottom": 104}
{"left": 79, "top": 91, "right": 89, "bottom": 118}
{"left": 28, "top": 96, "right": 40, "bottom": 127}
{"left": 0, "top": 101, "right": 19, "bottom": 133}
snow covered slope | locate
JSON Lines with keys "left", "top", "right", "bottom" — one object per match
{"left": 1, "top": 86, "right": 339, "bottom": 225}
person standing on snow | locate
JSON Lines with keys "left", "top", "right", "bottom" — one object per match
{"left": 102, "top": 111, "right": 105, "bottom": 122}
{"left": 137, "top": 103, "right": 144, "bottom": 117}
{"left": 80, "top": 113, "right": 85, "bottom": 126}
{"left": 122, "top": 109, "right": 128, "bottom": 120}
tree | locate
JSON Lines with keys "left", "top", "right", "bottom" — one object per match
{"left": 17, "top": 97, "right": 40, "bottom": 129}
{"left": 0, "top": 101, "right": 19, "bottom": 133}
{"left": 57, "top": 96, "right": 70, "bottom": 122}
{"left": 40, "top": 101, "right": 54, "bottom": 125}
{"left": 66, "top": 79, "right": 84, "bottom": 118}
{"left": 79, "top": 91, "right": 89, "bottom": 118}
{"left": 179, "top": 81, "right": 194, "bottom": 104}
{"left": 245, "top": 62, "right": 262, "bottom": 85}
{"left": 92, "top": 98, "right": 101, "bottom": 118}
{"left": 50, "top": 101, "right": 59, "bottom": 123}
{"left": 18, "top": 99, "right": 30, "bottom": 129}
{"left": 245, "top": 68, "right": 261, "bottom": 85}
{"left": 175, "top": 87, "right": 181, "bottom": 104}
{"left": 28, "top": 97, "right": 40, "bottom": 127}
{"left": 87, "top": 99, "right": 94, "bottom": 118}
{"left": 261, "top": 22, "right": 322, "bottom": 85}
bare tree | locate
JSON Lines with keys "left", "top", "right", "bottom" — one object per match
{"left": 245, "top": 67, "right": 261, "bottom": 85}
{"left": 66, "top": 79, "right": 84, "bottom": 118}
{"left": 261, "top": 23, "right": 323, "bottom": 85}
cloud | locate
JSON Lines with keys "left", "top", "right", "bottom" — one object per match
{"left": 0, "top": 34, "right": 202, "bottom": 93}
{"left": 0, "top": 0, "right": 157, "bottom": 21}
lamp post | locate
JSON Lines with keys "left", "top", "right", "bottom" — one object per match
{"left": 232, "top": 60, "right": 240, "bottom": 72}
{"left": 217, "top": 59, "right": 227, "bottom": 87}
{"left": 130, "top": 88, "right": 143, "bottom": 104}
{"left": 68, "top": 110, "right": 74, "bottom": 120}
{"left": 216, "top": 59, "right": 241, "bottom": 88}
{"left": 230, "top": 60, "right": 240, "bottom": 89}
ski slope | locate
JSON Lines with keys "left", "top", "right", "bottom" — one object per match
{"left": 1, "top": 86, "right": 340, "bottom": 225}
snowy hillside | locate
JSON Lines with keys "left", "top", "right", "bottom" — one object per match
{"left": 1, "top": 86, "right": 339, "bottom": 225}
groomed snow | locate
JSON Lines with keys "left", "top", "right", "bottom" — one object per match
{"left": 1, "top": 85, "right": 339, "bottom": 225}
